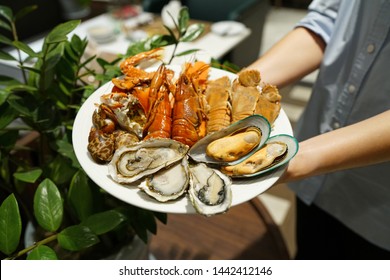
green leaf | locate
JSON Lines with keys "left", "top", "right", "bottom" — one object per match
{"left": 0, "top": 50, "right": 15, "bottom": 62}
{"left": 210, "top": 58, "right": 241, "bottom": 73}
{"left": 68, "top": 170, "right": 93, "bottom": 221}
{"left": 7, "top": 94, "right": 37, "bottom": 118}
{"left": 46, "top": 155, "right": 77, "bottom": 186}
{"left": 0, "top": 102, "right": 18, "bottom": 129}
{"left": 45, "top": 20, "right": 81, "bottom": 44}
{"left": 34, "top": 178, "right": 63, "bottom": 232}
{"left": 163, "top": 25, "right": 178, "bottom": 43}
{"left": 0, "top": 75, "right": 20, "bottom": 85}
{"left": 0, "top": 153, "right": 10, "bottom": 183}
{"left": 181, "top": 23, "right": 205, "bottom": 42}
{"left": 149, "top": 34, "right": 175, "bottom": 49}
{"left": 58, "top": 225, "right": 99, "bottom": 251}
{"left": 14, "top": 5, "right": 38, "bottom": 22}
{"left": 0, "top": 34, "right": 13, "bottom": 47}
{"left": 13, "top": 168, "right": 42, "bottom": 183}
{"left": 127, "top": 207, "right": 157, "bottom": 242}
{"left": 37, "top": 45, "right": 64, "bottom": 91}
{"left": 43, "top": 42, "right": 65, "bottom": 71}
{"left": 0, "top": 19, "right": 11, "bottom": 32}
{"left": 18, "top": 65, "right": 39, "bottom": 76}
{"left": 7, "top": 83, "right": 38, "bottom": 94}
{"left": 56, "top": 139, "right": 81, "bottom": 169}
{"left": 12, "top": 41, "right": 39, "bottom": 57}
{"left": 0, "top": 103, "right": 19, "bottom": 129}
{"left": 33, "top": 99, "right": 61, "bottom": 131}
{"left": 153, "top": 211, "right": 168, "bottom": 225}
{"left": 0, "top": 5, "right": 13, "bottom": 24}
{"left": 81, "top": 210, "right": 127, "bottom": 235}
{"left": 0, "top": 194, "right": 22, "bottom": 255}
{"left": 175, "top": 48, "right": 202, "bottom": 57}
{"left": 0, "top": 130, "right": 18, "bottom": 150}
{"left": 27, "top": 245, "right": 58, "bottom": 260}
{"left": 178, "top": 7, "right": 190, "bottom": 35}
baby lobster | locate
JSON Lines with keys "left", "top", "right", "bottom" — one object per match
{"left": 143, "top": 64, "right": 173, "bottom": 140}
{"left": 205, "top": 76, "right": 232, "bottom": 134}
{"left": 171, "top": 63, "right": 209, "bottom": 147}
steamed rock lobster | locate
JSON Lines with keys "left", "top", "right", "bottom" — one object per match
{"left": 171, "top": 62, "right": 210, "bottom": 147}
{"left": 143, "top": 64, "right": 173, "bottom": 140}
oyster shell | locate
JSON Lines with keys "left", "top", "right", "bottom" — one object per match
{"left": 108, "top": 138, "right": 189, "bottom": 184}
{"left": 188, "top": 163, "right": 232, "bottom": 216}
{"left": 221, "top": 134, "right": 299, "bottom": 177}
{"left": 188, "top": 114, "right": 271, "bottom": 165}
{"left": 138, "top": 156, "right": 190, "bottom": 202}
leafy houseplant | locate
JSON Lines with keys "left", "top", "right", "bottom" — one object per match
{"left": 0, "top": 4, "right": 168, "bottom": 260}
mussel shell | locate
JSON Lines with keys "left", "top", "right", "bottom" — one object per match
{"left": 227, "top": 134, "right": 299, "bottom": 178}
{"left": 188, "top": 114, "right": 271, "bottom": 166}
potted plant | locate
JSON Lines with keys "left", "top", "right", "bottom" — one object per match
{"left": 0, "top": 4, "right": 215, "bottom": 260}
{"left": 0, "top": 4, "right": 166, "bottom": 260}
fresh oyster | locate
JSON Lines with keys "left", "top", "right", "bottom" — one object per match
{"left": 221, "top": 134, "right": 299, "bottom": 177}
{"left": 108, "top": 138, "right": 189, "bottom": 184}
{"left": 188, "top": 163, "right": 232, "bottom": 216}
{"left": 138, "top": 156, "right": 190, "bottom": 202}
{"left": 188, "top": 114, "right": 271, "bottom": 165}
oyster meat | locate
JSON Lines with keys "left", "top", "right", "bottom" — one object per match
{"left": 108, "top": 138, "right": 189, "bottom": 184}
{"left": 188, "top": 163, "right": 232, "bottom": 216}
{"left": 138, "top": 157, "right": 190, "bottom": 202}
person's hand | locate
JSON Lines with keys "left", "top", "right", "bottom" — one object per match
{"left": 277, "top": 110, "right": 390, "bottom": 184}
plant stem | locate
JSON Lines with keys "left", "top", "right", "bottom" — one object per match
{"left": 168, "top": 43, "right": 179, "bottom": 64}
{"left": 4, "top": 234, "right": 58, "bottom": 260}
{"left": 10, "top": 20, "right": 28, "bottom": 83}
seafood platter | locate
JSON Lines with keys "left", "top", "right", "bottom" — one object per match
{"left": 73, "top": 49, "right": 299, "bottom": 216}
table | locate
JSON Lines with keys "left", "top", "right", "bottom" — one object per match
{"left": 1, "top": 12, "right": 251, "bottom": 80}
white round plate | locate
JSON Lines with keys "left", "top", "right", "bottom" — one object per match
{"left": 72, "top": 66, "right": 293, "bottom": 214}
{"left": 211, "top": 21, "right": 246, "bottom": 36}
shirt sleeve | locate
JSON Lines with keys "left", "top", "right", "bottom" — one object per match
{"left": 296, "top": 0, "right": 341, "bottom": 44}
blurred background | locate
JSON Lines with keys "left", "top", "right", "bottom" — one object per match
{"left": 1, "top": 0, "right": 315, "bottom": 259}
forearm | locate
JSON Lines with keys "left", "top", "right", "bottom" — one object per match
{"left": 247, "top": 27, "right": 326, "bottom": 88}
{"left": 279, "top": 110, "right": 390, "bottom": 183}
